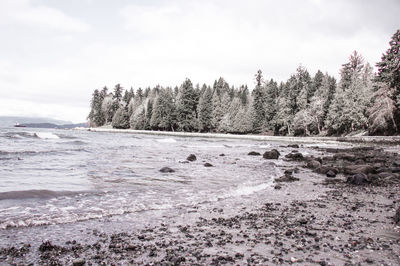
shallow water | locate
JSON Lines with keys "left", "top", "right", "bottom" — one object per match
{"left": 0, "top": 128, "right": 285, "bottom": 230}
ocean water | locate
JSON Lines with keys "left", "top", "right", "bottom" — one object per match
{"left": 0, "top": 127, "right": 294, "bottom": 236}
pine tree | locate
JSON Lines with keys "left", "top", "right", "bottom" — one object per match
{"left": 373, "top": 29, "right": 400, "bottom": 133}
{"left": 176, "top": 79, "right": 198, "bottom": 132}
{"left": 197, "top": 86, "right": 213, "bottom": 132}
{"left": 326, "top": 51, "right": 372, "bottom": 134}
{"left": 264, "top": 79, "right": 278, "bottom": 130}
{"left": 88, "top": 89, "right": 105, "bottom": 127}
{"left": 150, "top": 89, "right": 176, "bottom": 131}
{"left": 251, "top": 70, "right": 266, "bottom": 133}
{"left": 112, "top": 106, "right": 130, "bottom": 129}
{"left": 211, "top": 91, "right": 223, "bottom": 131}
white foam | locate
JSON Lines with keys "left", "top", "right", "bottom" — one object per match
{"left": 34, "top": 132, "right": 60, "bottom": 139}
{"left": 156, "top": 138, "right": 176, "bottom": 143}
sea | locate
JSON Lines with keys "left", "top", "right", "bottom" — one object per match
{"left": 0, "top": 126, "right": 342, "bottom": 250}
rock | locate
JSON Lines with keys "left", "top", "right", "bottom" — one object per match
{"left": 285, "top": 152, "right": 304, "bottom": 161}
{"left": 343, "top": 165, "right": 375, "bottom": 175}
{"left": 274, "top": 185, "right": 282, "bottom": 190}
{"left": 288, "top": 144, "right": 299, "bottom": 148}
{"left": 72, "top": 259, "right": 86, "bottom": 266}
{"left": 204, "top": 163, "right": 213, "bottom": 167}
{"left": 315, "top": 166, "right": 339, "bottom": 175}
{"left": 326, "top": 170, "right": 336, "bottom": 178}
{"left": 394, "top": 207, "right": 400, "bottom": 224}
{"left": 248, "top": 151, "right": 261, "bottom": 156}
{"left": 306, "top": 160, "right": 321, "bottom": 169}
{"left": 159, "top": 167, "right": 175, "bottom": 173}
{"left": 346, "top": 173, "right": 370, "bottom": 185}
{"left": 274, "top": 172, "right": 299, "bottom": 182}
{"left": 186, "top": 154, "right": 197, "bottom": 162}
{"left": 263, "top": 149, "right": 280, "bottom": 159}
{"left": 390, "top": 167, "right": 400, "bottom": 173}
{"left": 219, "top": 153, "right": 225, "bottom": 156}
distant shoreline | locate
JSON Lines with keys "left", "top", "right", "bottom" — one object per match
{"left": 81, "top": 127, "right": 400, "bottom": 145}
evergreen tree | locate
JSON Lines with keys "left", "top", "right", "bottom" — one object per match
{"left": 374, "top": 29, "right": 400, "bottom": 133}
{"left": 176, "top": 79, "right": 198, "bottom": 131}
{"left": 264, "top": 79, "right": 278, "bottom": 130}
{"left": 150, "top": 89, "right": 176, "bottom": 131}
{"left": 326, "top": 51, "right": 373, "bottom": 134}
{"left": 197, "top": 86, "right": 213, "bottom": 132}
{"left": 88, "top": 89, "right": 105, "bottom": 127}
{"left": 211, "top": 91, "right": 223, "bottom": 131}
{"left": 112, "top": 106, "right": 130, "bottom": 129}
{"left": 251, "top": 70, "right": 266, "bottom": 133}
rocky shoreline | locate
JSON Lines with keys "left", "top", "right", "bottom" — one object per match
{"left": 1, "top": 144, "right": 400, "bottom": 265}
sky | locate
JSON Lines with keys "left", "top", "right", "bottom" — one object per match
{"left": 0, "top": 0, "right": 399, "bottom": 123}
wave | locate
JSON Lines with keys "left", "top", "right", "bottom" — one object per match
{"left": 34, "top": 132, "right": 59, "bottom": 139}
{"left": 156, "top": 138, "right": 177, "bottom": 143}
{"left": 0, "top": 189, "right": 80, "bottom": 200}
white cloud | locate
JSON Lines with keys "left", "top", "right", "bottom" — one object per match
{"left": 0, "top": 0, "right": 399, "bottom": 122}
{"left": 0, "top": 0, "right": 90, "bottom": 32}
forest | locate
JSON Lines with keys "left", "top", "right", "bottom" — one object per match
{"left": 88, "top": 30, "right": 400, "bottom": 136}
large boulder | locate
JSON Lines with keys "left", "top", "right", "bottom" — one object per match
{"left": 346, "top": 173, "right": 370, "bottom": 185}
{"left": 263, "top": 149, "right": 280, "bottom": 159}
{"left": 306, "top": 160, "right": 321, "bottom": 169}
{"left": 285, "top": 152, "right": 304, "bottom": 161}
{"left": 315, "top": 166, "right": 339, "bottom": 175}
{"left": 343, "top": 165, "right": 375, "bottom": 175}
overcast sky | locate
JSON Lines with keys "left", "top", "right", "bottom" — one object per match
{"left": 0, "top": 0, "right": 399, "bottom": 123}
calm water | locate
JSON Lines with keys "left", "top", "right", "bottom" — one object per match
{"left": 0, "top": 127, "right": 293, "bottom": 231}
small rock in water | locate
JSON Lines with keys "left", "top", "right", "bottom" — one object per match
{"left": 263, "top": 149, "right": 280, "bottom": 159}
{"left": 159, "top": 167, "right": 175, "bottom": 173}
{"left": 248, "top": 151, "right": 261, "bottom": 156}
{"left": 187, "top": 154, "right": 197, "bottom": 162}
{"left": 219, "top": 153, "right": 225, "bottom": 156}
{"left": 274, "top": 185, "right": 282, "bottom": 190}
{"left": 204, "top": 163, "right": 213, "bottom": 167}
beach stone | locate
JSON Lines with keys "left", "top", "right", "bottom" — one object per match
{"left": 159, "top": 167, "right": 175, "bottom": 173}
{"left": 326, "top": 170, "right": 336, "bottom": 178}
{"left": 219, "top": 153, "right": 225, "bottom": 156}
{"left": 316, "top": 166, "right": 339, "bottom": 175}
{"left": 288, "top": 144, "right": 299, "bottom": 148}
{"left": 344, "top": 165, "right": 375, "bottom": 175}
{"left": 204, "top": 163, "right": 213, "bottom": 167}
{"left": 274, "top": 185, "right": 282, "bottom": 190}
{"left": 72, "top": 259, "right": 86, "bottom": 266}
{"left": 285, "top": 152, "right": 304, "bottom": 161}
{"left": 187, "top": 154, "right": 197, "bottom": 162}
{"left": 306, "top": 160, "right": 321, "bottom": 169}
{"left": 346, "top": 173, "right": 370, "bottom": 185}
{"left": 248, "top": 151, "right": 261, "bottom": 156}
{"left": 274, "top": 173, "right": 299, "bottom": 182}
{"left": 394, "top": 207, "right": 400, "bottom": 224}
{"left": 263, "top": 149, "right": 280, "bottom": 159}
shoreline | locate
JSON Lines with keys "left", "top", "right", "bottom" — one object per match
{"left": 80, "top": 127, "right": 400, "bottom": 145}
{"left": 1, "top": 144, "right": 399, "bottom": 265}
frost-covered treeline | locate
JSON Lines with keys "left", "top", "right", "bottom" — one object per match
{"left": 88, "top": 30, "right": 400, "bottom": 136}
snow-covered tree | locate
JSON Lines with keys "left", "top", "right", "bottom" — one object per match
{"left": 176, "top": 79, "right": 198, "bottom": 131}
{"left": 112, "top": 106, "right": 130, "bottom": 129}
{"left": 197, "top": 86, "right": 213, "bottom": 132}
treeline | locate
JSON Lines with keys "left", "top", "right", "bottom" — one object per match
{"left": 88, "top": 30, "right": 400, "bottom": 136}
